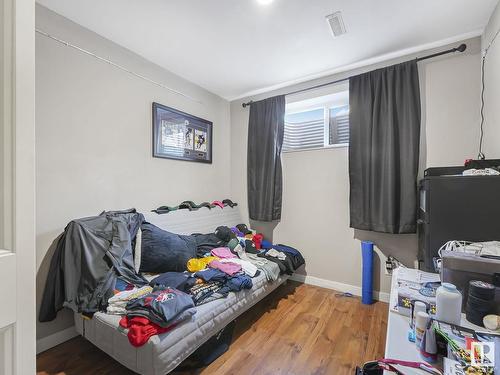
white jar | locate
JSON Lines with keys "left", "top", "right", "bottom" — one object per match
{"left": 436, "top": 283, "right": 462, "bottom": 325}
{"left": 412, "top": 301, "right": 427, "bottom": 329}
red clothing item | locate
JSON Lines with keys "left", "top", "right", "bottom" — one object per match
{"left": 119, "top": 316, "right": 175, "bottom": 347}
{"left": 252, "top": 233, "right": 264, "bottom": 250}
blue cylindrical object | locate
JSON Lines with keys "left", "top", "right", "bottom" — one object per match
{"left": 361, "top": 241, "right": 374, "bottom": 305}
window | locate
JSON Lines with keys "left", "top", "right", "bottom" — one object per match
{"left": 329, "top": 105, "right": 349, "bottom": 145}
{"left": 283, "top": 85, "right": 349, "bottom": 152}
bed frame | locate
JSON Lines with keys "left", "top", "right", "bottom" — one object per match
{"left": 74, "top": 206, "right": 289, "bottom": 374}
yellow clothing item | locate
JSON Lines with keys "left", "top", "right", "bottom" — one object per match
{"left": 186, "top": 256, "right": 219, "bottom": 272}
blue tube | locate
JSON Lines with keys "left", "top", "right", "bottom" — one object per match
{"left": 361, "top": 241, "right": 374, "bottom": 305}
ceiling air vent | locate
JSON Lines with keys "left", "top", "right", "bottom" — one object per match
{"left": 326, "top": 11, "right": 346, "bottom": 37}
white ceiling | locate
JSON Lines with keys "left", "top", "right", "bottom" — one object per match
{"left": 37, "top": 0, "right": 498, "bottom": 100}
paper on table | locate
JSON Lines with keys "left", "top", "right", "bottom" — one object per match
{"left": 397, "top": 267, "right": 440, "bottom": 284}
{"left": 390, "top": 268, "right": 400, "bottom": 312}
{"left": 389, "top": 267, "right": 441, "bottom": 314}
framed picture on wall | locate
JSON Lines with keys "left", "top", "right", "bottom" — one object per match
{"left": 152, "top": 102, "right": 213, "bottom": 163}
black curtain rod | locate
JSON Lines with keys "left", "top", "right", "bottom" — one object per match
{"left": 242, "top": 43, "right": 467, "bottom": 108}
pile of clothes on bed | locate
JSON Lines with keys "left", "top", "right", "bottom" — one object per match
{"left": 39, "top": 209, "right": 305, "bottom": 347}
{"left": 108, "top": 285, "right": 196, "bottom": 347}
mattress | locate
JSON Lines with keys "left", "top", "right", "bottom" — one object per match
{"left": 75, "top": 272, "right": 288, "bottom": 375}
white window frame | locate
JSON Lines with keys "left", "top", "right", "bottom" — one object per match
{"left": 327, "top": 105, "right": 349, "bottom": 148}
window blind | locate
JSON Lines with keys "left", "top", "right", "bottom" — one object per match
{"left": 283, "top": 118, "right": 325, "bottom": 151}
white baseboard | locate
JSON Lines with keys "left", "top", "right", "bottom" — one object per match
{"left": 289, "top": 274, "right": 390, "bottom": 303}
{"left": 36, "top": 326, "right": 79, "bottom": 354}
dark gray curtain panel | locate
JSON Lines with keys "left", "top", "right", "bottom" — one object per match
{"left": 247, "top": 95, "right": 285, "bottom": 222}
{"left": 349, "top": 60, "right": 421, "bottom": 234}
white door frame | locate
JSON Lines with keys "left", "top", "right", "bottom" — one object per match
{"left": 0, "top": 0, "right": 36, "bottom": 373}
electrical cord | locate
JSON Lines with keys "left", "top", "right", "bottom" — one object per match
{"left": 388, "top": 255, "right": 406, "bottom": 267}
{"left": 478, "top": 25, "right": 500, "bottom": 159}
{"left": 437, "top": 240, "right": 483, "bottom": 257}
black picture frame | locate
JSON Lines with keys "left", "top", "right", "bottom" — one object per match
{"left": 152, "top": 102, "right": 213, "bottom": 163}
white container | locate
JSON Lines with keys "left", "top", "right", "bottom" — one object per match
{"left": 415, "top": 311, "right": 429, "bottom": 349}
{"left": 412, "top": 301, "right": 427, "bottom": 329}
{"left": 435, "top": 283, "right": 462, "bottom": 325}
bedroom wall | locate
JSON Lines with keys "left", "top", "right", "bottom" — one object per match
{"left": 36, "top": 5, "right": 230, "bottom": 346}
{"left": 230, "top": 37, "right": 481, "bottom": 298}
{"left": 482, "top": 0, "right": 500, "bottom": 157}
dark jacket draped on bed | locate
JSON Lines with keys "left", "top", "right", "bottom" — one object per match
{"left": 39, "top": 209, "right": 146, "bottom": 322}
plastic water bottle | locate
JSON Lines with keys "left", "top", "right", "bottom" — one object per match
{"left": 436, "top": 283, "right": 462, "bottom": 325}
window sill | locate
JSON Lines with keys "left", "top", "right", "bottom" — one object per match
{"left": 282, "top": 143, "right": 348, "bottom": 154}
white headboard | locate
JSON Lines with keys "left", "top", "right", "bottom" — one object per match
{"left": 142, "top": 207, "right": 243, "bottom": 235}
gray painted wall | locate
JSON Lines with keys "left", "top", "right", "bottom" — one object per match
{"left": 230, "top": 38, "right": 481, "bottom": 296}
{"left": 482, "top": 1, "right": 500, "bottom": 158}
{"left": 36, "top": 5, "right": 231, "bottom": 341}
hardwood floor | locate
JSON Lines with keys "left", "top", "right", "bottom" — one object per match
{"left": 37, "top": 281, "right": 388, "bottom": 375}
